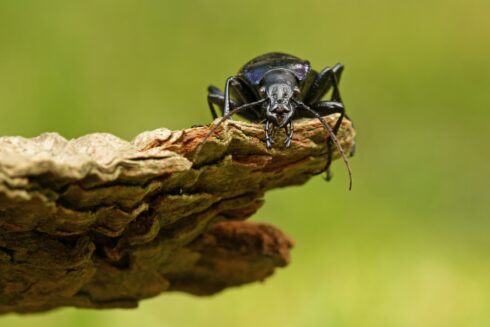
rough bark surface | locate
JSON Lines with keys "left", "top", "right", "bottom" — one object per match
{"left": 0, "top": 115, "right": 355, "bottom": 314}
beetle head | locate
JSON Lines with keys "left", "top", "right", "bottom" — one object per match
{"left": 260, "top": 82, "right": 300, "bottom": 128}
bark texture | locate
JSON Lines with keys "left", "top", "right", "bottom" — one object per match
{"left": 0, "top": 115, "right": 355, "bottom": 314}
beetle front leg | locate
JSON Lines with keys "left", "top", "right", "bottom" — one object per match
{"left": 284, "top": 121, "right": 294, "bottom": 147}
{"left": 224, "top": 76, "right": 241, "bottom": 116}
{"left": 265, "top": 120, "right": 275, "bottom": 148}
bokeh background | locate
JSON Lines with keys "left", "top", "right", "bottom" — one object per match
{"left": 0, "top": 0, "right": 489, "bottom": 326}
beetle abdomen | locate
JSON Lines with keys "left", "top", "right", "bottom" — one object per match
{"left": 239, "top": 52, "right": 311, "bottom": 85}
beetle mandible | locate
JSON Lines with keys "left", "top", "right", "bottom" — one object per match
{"left": 199, "top": 52, "right": 353, "bottom": 189}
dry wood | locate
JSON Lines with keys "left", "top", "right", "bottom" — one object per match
{"left": 0, "top": 115, "right": 355, "bottom": 313}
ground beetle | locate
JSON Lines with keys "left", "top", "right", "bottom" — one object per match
{"left": 200, "top": 52, "right": 353, "bottom": 189}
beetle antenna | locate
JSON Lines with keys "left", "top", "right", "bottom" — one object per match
{"left": 292, "top": 99, "right": 352, "bottom": 190}
{"left": 194, "top": 98, "right": 267, "bottom": 161}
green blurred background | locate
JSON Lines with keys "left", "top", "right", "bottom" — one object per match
{"left": 0, "top": 0, "right": 489, "bottom": 326}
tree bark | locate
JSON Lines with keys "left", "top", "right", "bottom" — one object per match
{"left": 0, "top": 115, "right": 355, "bottom": 313}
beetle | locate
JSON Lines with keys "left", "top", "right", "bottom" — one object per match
{"left": 199, "top": 52, "right": 352, "bottom": 189}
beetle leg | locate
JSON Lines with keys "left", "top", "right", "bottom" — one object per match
{"left": 292, "top": 99, "right": 352, "bottom": 190}
{"left": 265, "top": 120, "right": 275, "bottom": 148}
{"left": 208, "top": 93, "right": 236, "bottom": 120}
{"left": 224, "top": 76, "right": 242, "bottom": 116}
{"left": 307, "top": 67, "right": 349, "bottom": 180}
{"left": 212, "top": 80, "right": 262, "bottom": 122}
{"left": 284, "top": 121, "right": 294, "bottom": 147}
{"left": 207, "top": 85, "right": 224, "bottom": 119}
{"left": 297, "top": 100, "right": 347, "bottom": 172}
{"left": 303, "top": 63, "right": 344, "bottom": 104}
{"left": 310, "top": 101, "right": 348, "bottom": 179}
{"left": 312, "top": 101, "right": 347, "bottom": 135}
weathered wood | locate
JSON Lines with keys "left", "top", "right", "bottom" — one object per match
{"left": 0, "top": 115, "right": 355, "bottom": 313}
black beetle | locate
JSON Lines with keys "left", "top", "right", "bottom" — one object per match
{"left": 200, "top": 52, "right": 352, "bottom": 189}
